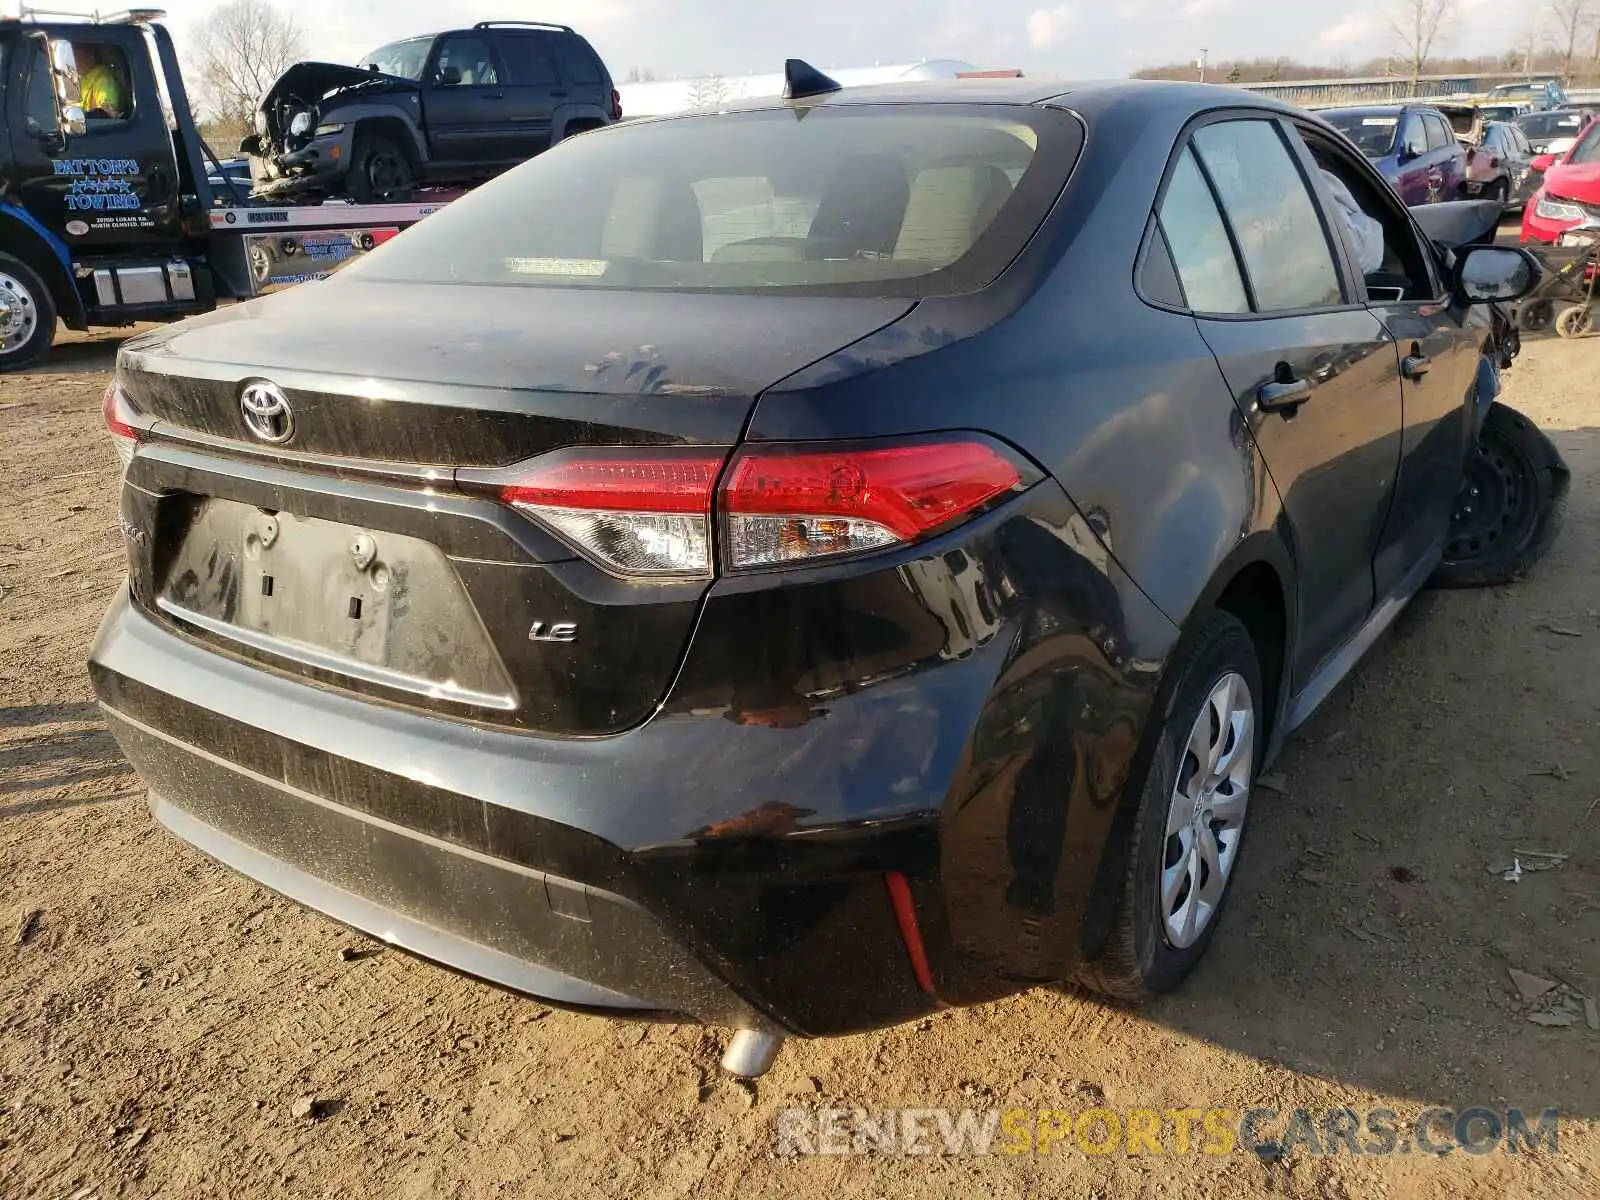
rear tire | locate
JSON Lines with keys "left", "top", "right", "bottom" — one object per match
{"left": 346, "top": 133, "right": 416, "bottom": 203}
{"left": 556, "top": 120, "right": 602, "bottom": 145}
{"left": 0, "top": 253, "right": 56, "bottom": 373}
{"left": 1076, "top": 611, "right": 1262, "bottom": 1005}
{"left": 1429, "top": 403, "right": 1568, "bottom": 589}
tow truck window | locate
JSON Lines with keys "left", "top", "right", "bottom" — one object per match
{"left": 23, "top": 46, "right": 58, "bottom": 136}
{"left": 67, "top": 40, "right": 133, "bottom": 123}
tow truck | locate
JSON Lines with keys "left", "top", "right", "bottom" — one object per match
{"left": 0, "top": 8, "right": 458, "bottom": 370}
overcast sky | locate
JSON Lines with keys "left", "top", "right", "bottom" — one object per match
{"left": 137, "top": 0, "right": 1542, "bottom": 80}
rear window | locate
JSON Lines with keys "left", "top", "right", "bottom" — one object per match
{"left": 344, "top": 105, "right": 1080, "bottom": 297}
{"left": 498, "top": 31, "right": 560, "bottom": 87}
{"left": 553, "top": 35, "right": 606, "bottom": 85}
{"left": 1323, "top": 112, "right": 1399, "bottom": 157}
{"left": 1518, "top": 111, "right": 1583, "bottom": 138}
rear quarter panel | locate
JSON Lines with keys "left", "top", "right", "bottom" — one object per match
{"left": 743, "top": 93, "right": 1298, "bottom": 976}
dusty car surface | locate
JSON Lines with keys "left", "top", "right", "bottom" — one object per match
{"left": 246, "top": 21, "right": 619, "bottom": 201}
{"left": 94, "top": 72, "right": 1547, "bottom": 1077}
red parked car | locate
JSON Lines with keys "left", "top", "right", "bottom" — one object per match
{"left": 1522, "top": 116, "right": 1600, "bottom": 245}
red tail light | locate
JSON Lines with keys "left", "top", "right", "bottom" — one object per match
{"left": 501, "top": 448, "right": 725, "bottom": 576}
{"left": 103, "top": 382, "right": 139, "bottom": 469}
{"left": 720, "top": 439, "right": 1023, "bottom": 569}
{"left": 495, "top": 437, "right": 1026, "bottom": 577}
{"left": 611, "top": 88, "right": 623, "bottom": 121}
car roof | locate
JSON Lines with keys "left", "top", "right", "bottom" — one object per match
{"left": 1317, "top": 103, "right": 1430, "bottom": 116}
{"left": 634, "top": 77, "right": 1306, "bottom": 120}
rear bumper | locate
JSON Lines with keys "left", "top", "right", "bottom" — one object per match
{"left": 89, "top": 586, "right": 949, "bottom": 1036}
{"left": 113, "top": 712, "right": 764, "bottom": 1023}
{"left": 91, "top": 472, "right": 1170, "bottom": 1037}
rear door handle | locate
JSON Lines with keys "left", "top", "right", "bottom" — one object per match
{"left": 550, "top": 90, "right": 568, "bottom": 98}
{"left": 1257, "top": 377, "right": 1311, "bottom": 413}
{"left": 483, "top": 92, "right": 504, "bottom": 100}
{"left": 1401, "top": 354, "right": 1431, "bottom": 381}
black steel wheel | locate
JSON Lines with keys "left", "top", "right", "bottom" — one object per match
{"left": 347, "top": 133, "right": 416, "bottom": 203}
{"left": 1430, "top": 403, "right": 1568, "bottom": 589}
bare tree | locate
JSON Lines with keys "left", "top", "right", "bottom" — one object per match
{"left": 188, "top": 0, "right": 306, "bottom": 129}
{"left": 1550, "top": 0, "right": 1594, "bottom": 81}
{"left": 685, "top": 74, "right": 734, "bottom": 108}
{"left": 1389, "top": 0, "right": 1455, "bottom": 90}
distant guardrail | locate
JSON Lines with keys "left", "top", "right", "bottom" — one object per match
{"left": 1232, "top": 73, "right": 1578, "bottom": 106}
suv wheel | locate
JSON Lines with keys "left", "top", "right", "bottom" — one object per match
{"left": 1077, "top": 610, "right": 1262, "bottom": 1004}
{"left": 347, "top": 133, "right": 416, "bottom": 203}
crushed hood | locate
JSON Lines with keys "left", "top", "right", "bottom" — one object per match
{"left": 258, "top": 61, "right": 417, "bottom": 113}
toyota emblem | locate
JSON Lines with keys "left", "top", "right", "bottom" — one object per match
{"left": 240, "top": 380, "right": 294, "bottom": 444}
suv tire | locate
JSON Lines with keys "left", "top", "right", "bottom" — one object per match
{"left": 347, "top": 133, "right": 416, "bottom": 203}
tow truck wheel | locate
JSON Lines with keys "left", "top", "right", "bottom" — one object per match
{"left": 0, "top": 253, "right": 56, "bottom": 373}
{"left": 347, "top": 133, "right": 416, "bottom": 204}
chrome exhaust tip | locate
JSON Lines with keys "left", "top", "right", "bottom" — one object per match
{"left": 720, "top": 1029, "right": 784, "bottom": 1079}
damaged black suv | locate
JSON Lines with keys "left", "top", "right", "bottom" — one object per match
{"left": 246, "top": 20, "right": 620, "bottom": 202}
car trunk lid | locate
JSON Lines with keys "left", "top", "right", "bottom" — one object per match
{"left": 117, "top": 279, "right": 912, "bottom": 736}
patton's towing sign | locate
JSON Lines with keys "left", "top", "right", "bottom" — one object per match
{"left": 52, "top": 157, "right": 158, "bottom": 233}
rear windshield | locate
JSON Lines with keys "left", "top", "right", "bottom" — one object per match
{"left": 1518, "top": 111, "right": 1585, "bottom": 138}
{"left": 343, "top": 105, "right": 1081, "bottom": 296}
{"left": 1571, "top": 123, "right": 1600, "bottom": 165}
{"left": 1323, "top": 112, "right": 1398, "bottom": 156}
{"left": 361, "top": 38, "right": 432, "bottom": 80}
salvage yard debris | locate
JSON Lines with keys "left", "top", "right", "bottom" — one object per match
{"left": 1509, "top": 968, "right": 1596, "bottom": 1032}
{"left": 14, "top": 907, "right": 42, "bottom": 944}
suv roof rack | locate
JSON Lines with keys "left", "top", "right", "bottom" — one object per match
{"left": 474, "top": 20, "right": 573, "bottom": 33}
{"left": 13, "top": 5, "right": 166, "bottom": 21}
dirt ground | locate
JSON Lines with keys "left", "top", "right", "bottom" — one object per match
{"left": 2, "top": 324, "right": 1599, "bottom": 1200}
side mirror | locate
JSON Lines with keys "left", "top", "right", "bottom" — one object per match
{"left": 62, "top": 104, "right": 86, "bottom": 137}
{"left": 1453, "top": 244, "right": 1540, "bottom": 303}
{"left": 1530, "top": 153, "right": 1556, "bottom": 173}
{"left": 238, "top": 133, "right": 262, "bottom": 156}
{"left": 435, "top": 66, "right": 462, "bottom": 87}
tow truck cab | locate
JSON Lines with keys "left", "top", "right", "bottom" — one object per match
{"left": 0, "top": 11, "right": 443, "bottom": 370}
{"left": 0, "top": 15, "right": 221, "bottom": 348}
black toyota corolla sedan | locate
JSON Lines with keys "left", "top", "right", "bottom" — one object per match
{"left": 91, "top": 72, "right": 1547, "bottom": 1077}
